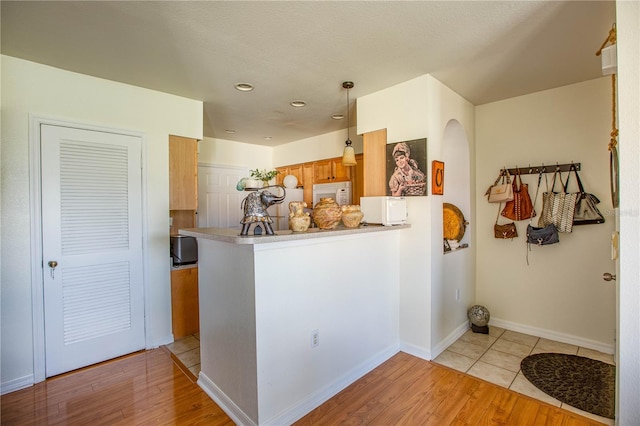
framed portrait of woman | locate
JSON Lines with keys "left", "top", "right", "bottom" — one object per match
{"left": 386, "top": 138, "right": 427, "bottom": 196}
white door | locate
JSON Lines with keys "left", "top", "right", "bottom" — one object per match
{"left": 41, "top": 124, "right": 145, "bottom": 377}
{"left": 198, "top": 164, "right": 247, "bottom": 229}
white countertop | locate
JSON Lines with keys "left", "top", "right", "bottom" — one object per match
{"left": 179, "top": 223, "right": 410, "bottom": 245}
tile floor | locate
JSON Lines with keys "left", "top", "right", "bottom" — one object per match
{"left": 167, "top": 327, "right": 615, "bottom": 425}
{"left": 433, "top": 326, "right": 615, "bottom": 425}
{"left": 165, "top": 333, "right": 201, "bottom": 379}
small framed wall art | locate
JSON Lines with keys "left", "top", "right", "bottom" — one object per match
{"left": 432, "top": 160, "right": 444, "bottom": 195}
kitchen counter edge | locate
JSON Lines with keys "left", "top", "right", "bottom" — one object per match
{"left": 179, "top": 224, "right": 411, "bottom": 245}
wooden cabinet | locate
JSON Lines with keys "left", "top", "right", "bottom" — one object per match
{"left": 302, "top": 163, "right": 314, "bottom": 207}
{"left": 362, "top": 129, "right": 387, "bottom": 196}
{"left": 171, "top": 267, "right": 199, "bottom": 339}
{"left": 352, "top": 154, "right": 364, "bottom": 205}
{"left": 169, "top": 135, "right": 198, "bottom": 235}
{"left": 313, "top": 158, "right": 351, "bottom": 183}
{"left": 276, "top": 164, "right": 303, "bottom": 187}
{"left": 169, "top": 135, "right": 199, "bottom": 340}
{"left": 169, "top": 135, "right": 198, "bottom": 210}
{"left": 277, "top": 156, "right": 355, "bottom": 207}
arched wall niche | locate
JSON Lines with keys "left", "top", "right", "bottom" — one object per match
{"left": 441, "top": 119, "right": 471, "bottom": 246}
{"left": 431, "top": 118, "right": 474, "bottom": 357}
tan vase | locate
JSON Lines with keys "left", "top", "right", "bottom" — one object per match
{"left": 288, "top": 201, "right": 310, "bottom": 232}
{"left": 313, "top": 197, "right": 342, "bottom": 229}
{"left": 341, "top": 205, "right": 364, "bottom": 228}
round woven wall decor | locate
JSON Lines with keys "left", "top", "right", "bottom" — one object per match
{"left": 443, "top": 203, "right": 467, "bottom": 241}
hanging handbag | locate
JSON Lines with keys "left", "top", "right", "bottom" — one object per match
{"left": 538, "top": 169, "right": 578, "bottom": 233}
{"left": 526, "top": 224, "right": 560, "bottom": 246}
{"left": 486, "top": 169, "right": 514, "bottom": 203}
{"left": 494, "top": 202, "right": 517, "bottom": 239}
{"left": 570, "top": 165, "right": 605, "bottom": 225}
{"left": 526, "top": 170, "right": 559, "bottom": 265}
{"left": 501, "top": 169, "right": 535, "bottom": 221}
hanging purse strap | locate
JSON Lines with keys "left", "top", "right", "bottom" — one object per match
{"left": 526, "top": 169, "right": 545, "bottom": 265}
{"left": 548, "top": 169, "right": 559, "bottom": 193}
{"left": 529, "top": 170, "right": 544, "bottom": 225}
{"left": 570, "top": 164, "right": 586, "bottom": 194}
{"left": 496, "top": 201, "right": 504, "bottom": 225}
{"left": 513, "top": 168, "right": 523, "bottom": 192}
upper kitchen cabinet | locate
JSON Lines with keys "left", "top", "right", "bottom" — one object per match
{"left": 169, "top": 135, "right": 198, "bottom": 236}
{"left": 352, "top": 154, "right": 364, "bottom": 205}
{"left": 313, "top": 157, "right": 351, "bottom": 183}
{"left": 276, "top": 164, "right": 303, "bottom": 187}
{"left": 169, "top": 135, "right": 198, "bottom": 210}
{"left": 302, "top": 163, "right": 314, "bottom": 206}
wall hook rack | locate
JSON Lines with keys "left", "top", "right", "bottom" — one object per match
{"left": 500, "top": 162, "right": 580, "bottom": 176}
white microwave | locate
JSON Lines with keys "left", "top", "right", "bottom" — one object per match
{"left": 312, "top": 182, "right": 351, "bottom": 206}
{"left": 360, "top": 196, "right": 408, "bottom": 226}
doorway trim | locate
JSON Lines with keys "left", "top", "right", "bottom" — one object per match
{"left": 28, "top": 114, "right": 150, "bottom": 383}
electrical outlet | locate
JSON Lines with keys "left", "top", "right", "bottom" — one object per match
{"left": 311, "top": 329, "right": 319, "bottom": 348}
{"left": 456, "top": 289, "right": 460, "bottom": 301}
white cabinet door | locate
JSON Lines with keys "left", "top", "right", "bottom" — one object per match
{"left": 41, "top": 124, "right": 145, "bottom": 377}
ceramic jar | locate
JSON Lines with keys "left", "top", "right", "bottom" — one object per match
{"left": 288, "top": 201, "right": 310, "bottom": 232}
{"left": 341, "top": 205, "right": 364, "bottom": 228}
{"left": 313, "top": 197, "right": 342, "bottom": 229}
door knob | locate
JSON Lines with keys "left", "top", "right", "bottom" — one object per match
{"left": 48, "top": 260, "right": 58, "bottom": 279}
{"left": 603, "top": 272, "right": 616, "bottom": 281}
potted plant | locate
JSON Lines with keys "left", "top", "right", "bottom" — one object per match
{"left": 250, "top": 169, "right": 279, "bottom": 187}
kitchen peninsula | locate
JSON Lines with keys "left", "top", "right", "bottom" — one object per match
{"left": 179, "top": 224, "right": 409, "bottom": 425}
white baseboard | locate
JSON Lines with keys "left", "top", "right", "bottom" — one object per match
{"left": 198, "top": 343, "right": 399, "bottom": 425}
{"left": 198, "top": 373, "right": 257, "bottom": 426}
{"left": 399, "top": 341, "right": 432, "bottom": 361}
{"left": 430, "top": 321, "right": 470, "bottom": 359}
{"left": 490, "top": 317, "right": 615, "bottom": 354}
{"left": 1, "top": 374, "right": 34, "bottom": 395}
{"left": 148, "top": 333, "right": 174, "bottom": 349}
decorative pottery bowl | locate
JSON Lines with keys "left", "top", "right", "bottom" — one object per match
{"left": 313, "top": 198, "right": 342, "bottom": 229}
{"left": 341, "top": 205, "right": 364, "bottom": 228}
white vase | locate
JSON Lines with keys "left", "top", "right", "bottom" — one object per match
{"left": 245, "top": 178, "right": 260, "bottom": 188}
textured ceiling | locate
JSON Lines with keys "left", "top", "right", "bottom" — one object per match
{"left": 1, "top": 1, "right": 616, "bottom": 146}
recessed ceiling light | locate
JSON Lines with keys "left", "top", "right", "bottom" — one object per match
{"left": 263, "top": 136, "right": 272, "bottom": 141}
{"left": 290, "top": 100, "right": 306, "bottom": 108}
{"left": 235, "top": 83, "right": 254, "bottom": 92}
{"left": 332, "top": 114, "right": 345, "bottom": 120}
{"left": 225, "top": 129, "right": 236, "bottom": 134}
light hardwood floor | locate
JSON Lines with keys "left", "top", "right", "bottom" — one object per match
{"left": 1, "top": 349, "right": 603, "bottom": 425}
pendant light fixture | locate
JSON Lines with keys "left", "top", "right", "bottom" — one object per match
{"left": 341, "top": 81, "right": 357, "bottom": 166}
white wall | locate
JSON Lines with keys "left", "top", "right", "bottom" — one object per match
{"left": 476, "top": 78, "right": 615, "bottom": 352}
{"left": 196, "top": 232, "right": 400, "bottom": 425}
{"left": 438, "top": 120, "right": 474, "bottom": 351}
{"left": 616, "top": 1, "right": 640, "bottom": 422}
{"left": 426, "top": 76, "right": 476, "bottom": 354}
{"left": 272, "top": 127, "right": 362, "bottom": 167}
{"left": 198, "top": 136, "right": 273, "bottom": 169}
{"left": 198, "top": 128, "right": 362, "bottom": 173}
{"left": 357, "top": 75, "right": 476, "bottom": 358}
{"left": 1, "top": 56, "right": 203, "bottom": 391}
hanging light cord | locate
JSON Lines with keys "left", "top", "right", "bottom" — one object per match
{"left": 346, "top": 86, "right": 351, "bottom": 145}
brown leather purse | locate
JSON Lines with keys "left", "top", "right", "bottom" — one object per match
{"left": 494, "top": 202, "right": 517, "bottom": 239}
{"left": 502, "top": 170, "right": 535, "bottom": 221}
{"left": 495, "top": 222, "right": 517, "bottom": 239}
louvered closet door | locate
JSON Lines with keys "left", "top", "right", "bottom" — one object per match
{"left": 41, "top": 124, "right": 145, "bottom": 377}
